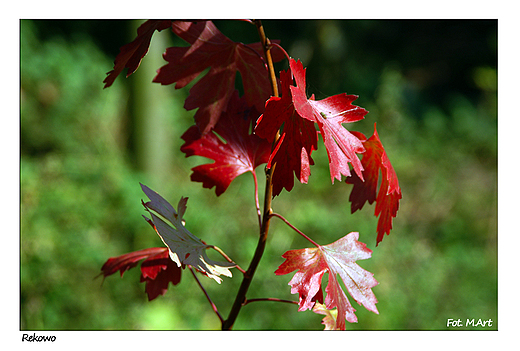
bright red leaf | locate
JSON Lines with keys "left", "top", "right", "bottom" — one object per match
{"left": 256, "top": 58, "right": 368, "bottom": 196}
{"left": 275, "top": 232, "right": 378, "bottom": 330}
{"left": 346, "top": 124, "right": 402, "bottom": 245}
{"left": 289, "top": 58, "right": 368, "bottom": 183}
{"left": 103, "top": 20, "right": 172, "bottom": 88}
{"left": 255, "top": 68, "right": 318, "bottom": 196}
{"left": 180, "top": 91, "right": 271, "bottom": 196}
{"left": 99, "top": 247, "right": 182, "bottom": 301}
{"left": 153, "top": 20, "right": 284, "bottom": 134}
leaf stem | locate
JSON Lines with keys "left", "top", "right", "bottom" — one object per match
{"left": 221, "top": 19, "right": 279, "bottom": 331}
{"left": 269, "top": 42, "right": 291, "bottom": 61}
{"left": 252, "top": 171, "right": 262, "bottom": 229}
{"left": 189, "top": 266, "right": 223, "bottom": 324}
{"left": 208, "top": 245, "right": 245, "bottom": 274}
{"left": 270, "top": 212, "right": 320, "bottom": 248}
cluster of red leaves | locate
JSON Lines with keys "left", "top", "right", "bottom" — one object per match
{"left": 101, "top": 19, "right": 402, "bottom": 328}
{"left": 103, "top": 21, "right": 401, "bottom": 240}
{"left": 256, "top": 57, "right": 400, "bottom": 244}
{"left": 256, "top": 58, "right": 368, "bottom": 195}
{"left": 255, "top": 66, "right": 318, "bottom": 196}
{"left": 99, "top": 247, "right": 181, "bottom": 301}
{"left": 104, "top": 20, "right": 283, "bottom": 134}
{"left": 154, "top": 21, "right": 284, "bottom": 134}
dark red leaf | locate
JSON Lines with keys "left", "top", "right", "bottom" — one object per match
{"left": 100, "top": 247, "right": 167, "bottom": 278}
{"left": 346, "top": 124, "right": 402, "bottom": 246}
{"left": 255, "top": 68, "right": 318, "bottom": 196}
{"left": 139, "top": 249, "right": 182, "bottom": 301}
{"left": 275, "top": 232, "right": 378, "bottom": 330}
{"left": 99, "top": 247, "right": 182, "bottom": 301}
{"left": 103, "top": 20, "right": 172, "bottom": 88}
{"left": 180, "top": 91, "right": 271, "bottom": 196}
{"left": 153, "top": 20, "right": 283, "bottom": 134}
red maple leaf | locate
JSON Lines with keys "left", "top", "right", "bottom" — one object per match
{"left": 255, "top": 68, "right": 318, "bottom": 196}
{"left": 256, "top": 58, "right": 368, "bottom": 196}
{"left": 345, "top": 124, "right": 402, "bottom": 245}
{"left": 103, "top": 20, "right": 172, "bottom": 88}
{"left": 99, "top": 247, "right": 182, "bottom": 301}
{"left": 289, "top": 58, "right": 368, "bottom": 183}
{"left": 153, "top": 20, "right": 284, "bottom": 134}
{"left": 180, "top": 91, "right": 271, "bottom": 196}
{"left": 275, "top": 232, "right": 378, "bottom": 330}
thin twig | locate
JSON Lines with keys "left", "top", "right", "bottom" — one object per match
{"left": 269, "top": 42, "right": 291, "bottom": 61}
{"left": 240, "top": 42, "right": 268, "bottom": 70}
{"left": 208, "top": 245, "right": 245, "bottom": 274}
{"left": 189, "top": 266, "right": 223, "bottom": 324}
{"left": 252, "top": 171, "right": 262, "bottom": 229}
{"left": 270, "top": 212, "right": 320, "bottom": 248}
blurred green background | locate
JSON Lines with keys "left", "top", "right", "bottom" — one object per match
{"left": 20, "top": 19, "right": 497, "bottom": 330}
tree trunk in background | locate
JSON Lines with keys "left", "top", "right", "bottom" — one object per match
{"left": 129, "top": 20, "right": 175, "bottom": 185}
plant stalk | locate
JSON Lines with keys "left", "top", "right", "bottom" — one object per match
{"left": 189, "top": 266, "right": 223, "bottom": 324}
{"left": 271, "top": 212, "right": 320, "bottom": 248}
{"left": 221, "top": 20, "right": 279, "bottom": 330}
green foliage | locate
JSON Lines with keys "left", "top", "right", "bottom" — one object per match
{"left": 20, "top": 20, "right": 496, "bottom": 330}
{"left": 21, "top": 20, "right": 148, "bottom": 329}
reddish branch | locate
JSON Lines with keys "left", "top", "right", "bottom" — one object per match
{"left": 189, "top": 266, "right": 224, "bottom": 324}
{"left": 221, "top": 20, "right": 280, "bottom": 330}
{"left": 270, "top": 212, "right": 320, "bottom": 247}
